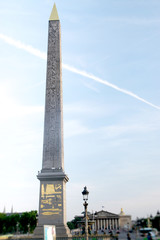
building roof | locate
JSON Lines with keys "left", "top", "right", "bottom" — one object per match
{"left": 90, "top": 210, "right": 119, "bottom": 218}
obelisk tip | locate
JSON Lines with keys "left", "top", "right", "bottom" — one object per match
{"left": 49, "top": 3, "right": 59, "bottom": 21}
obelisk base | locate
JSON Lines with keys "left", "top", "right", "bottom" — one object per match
{"left": 34, "top": 170, "right": 71, "bottom": 238}
{"left": 34, "top": 224, "right": 71, "bottom": 238}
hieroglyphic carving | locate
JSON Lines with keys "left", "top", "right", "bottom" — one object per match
{"left": 42, "top": 20, "right": 64, "bottom": 170}
{"left": 40, "top": 183, "right": 62, "bottom": 216}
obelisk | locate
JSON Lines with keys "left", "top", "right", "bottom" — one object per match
{"left": 34, "top": 4, "right": 71, "bottom": 237}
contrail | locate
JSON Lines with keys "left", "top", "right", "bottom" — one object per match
{"left": 0, "top": 33, "right": 160, "bottom": 110}
{"left": 0, "top": 33, "right": 47, "bottom": 60}
{"left": 62, "top": 64, "right": 160, "bottom": 110}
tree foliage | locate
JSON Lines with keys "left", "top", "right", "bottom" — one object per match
{"left": 135, "top": 214, "right": 160, "bottom": 231}
{"left": 0, "top": 211, "right": 37, "bottom": 234}
{"left": 152, "top": 215, "right": 160, "bottom": 230}
{"left": 67, "top": 217, "right": 81, "bottom": 230}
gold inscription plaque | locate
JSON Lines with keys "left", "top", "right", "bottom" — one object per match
{"left": 40, "top": 183, "right": 62, "bottom": 216}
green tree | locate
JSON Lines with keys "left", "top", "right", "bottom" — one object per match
{"left": 29, "top": 211, "right": 37, "bottom": 233}
{"left": 0, "top": 213, "right": 6, "bottom": 234}
{"left": 10, "top": 214, "right": 20, "bottom": 233}
{"left": 19, "top": 212, "right": 30, "bottom": 233}
{"left": 0, "top": 211, "right": 37, "bottom": 234}
{"left": 152, "top": 215, "right": 160, "bottom": 230}
{"left": 67, "top": 221, "right": 75, "bottom": 230}
{"left": 19, "top": 211, "right": 37, "bottom": 233}
{"left": 136, "top": 218, "right": 147, "bottom": 228}
{"left": 67, "top": 217, "right": 81, "bottom": 230}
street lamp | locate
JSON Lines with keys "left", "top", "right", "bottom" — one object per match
{"left": 82, "top": 186, "right": 89, "bottom": 240}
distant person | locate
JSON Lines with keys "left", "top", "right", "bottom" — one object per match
{"left": 127, "top": 232, "right": 131, "bottom": 240}
{"left": 147, "top": 232, "right": 152, "bottom": 240}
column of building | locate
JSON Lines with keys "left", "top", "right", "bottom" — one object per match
{"left": 92, "top": 217, "right": 120, "bottom": 231}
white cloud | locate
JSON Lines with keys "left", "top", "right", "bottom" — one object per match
{"left": 99, "top": 123, "right": 159, "bottom": 139}
{"left": 64, "top": 101, "right": 123, "bottom": 118}
{"left": 0, "top": 84, "right": 44, "bottom": 120}
{"left": 104, "top": 17, "right": 160, "bottom": 25}
{"left": 64, "top": 120, "right": 92, "bottom": 138}
{"left": 82, "top": 82, "right": 100, "bottom": 93}
{"left": 64, "top": 102, "right": 100, "bottom": 115}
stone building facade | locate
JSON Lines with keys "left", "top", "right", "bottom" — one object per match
{"left": 89, "top": 210, "right": 119, "bottom": 231}
{"left": 119, "top": 208, "right": 132, "bottom": 230}
{"left": 76, "top": 209, "right": 131, "bottom": 232}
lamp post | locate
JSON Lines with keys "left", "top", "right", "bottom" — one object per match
{"left": 82, "top": 186, "right": 89, "bottom": 240}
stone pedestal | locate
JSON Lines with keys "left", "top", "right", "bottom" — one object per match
{"left": 34, "top": 170, "right": 71, "bottom": 237}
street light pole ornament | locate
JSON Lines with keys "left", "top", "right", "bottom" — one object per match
{"left": 82, "top": 186, "right": 89, "bottom": 240}
{"left": 82, "top": 186, "right": 89, "bottom": 202}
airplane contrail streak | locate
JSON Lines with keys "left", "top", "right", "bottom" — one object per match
{"left": 0, "top": 33, "right": 47, "bottom": 60}
{"left": 0, "top": 33, "right": 160, "bottom": 110}
{"left": 62, "top": 64, "right": 160, "bottom": 110}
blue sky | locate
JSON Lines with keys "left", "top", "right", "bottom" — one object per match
{"left": 0, "top": 0, "right": 160, "bottom": 221}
